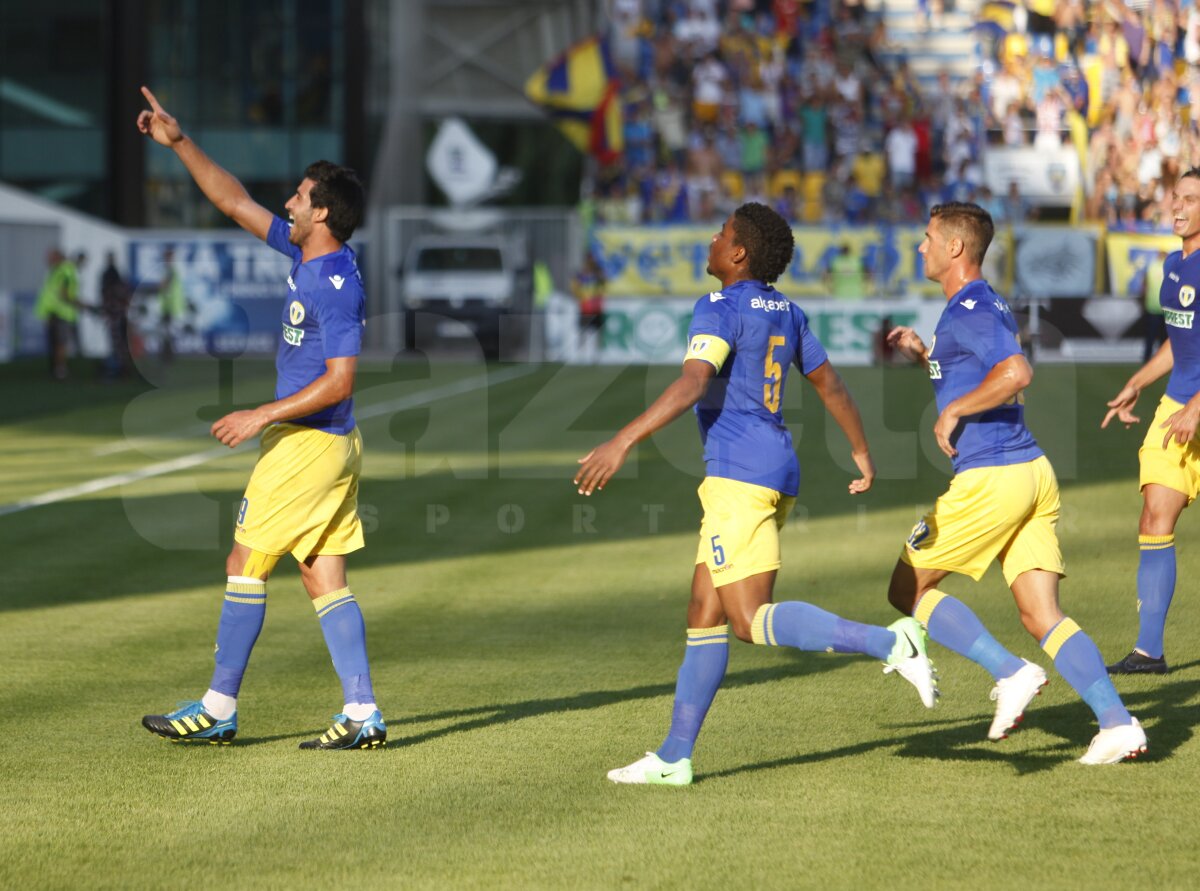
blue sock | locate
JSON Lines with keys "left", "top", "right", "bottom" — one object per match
{"left": 209, "top": 578, "right": 267, "bottom": 697}
{"left": 313, "top": 588, "right": 375, "bottom": 706}
{"left": 657, "top": 626, "right": 729, "bottom": 763}
{"left": 751, "top": 601, "right": 895, "bottom": 660}
{"left": 915, "top": 590, "right": 1024, "bottom": 681}
{"left": 1042, "top": 618, "right": 1131, "bottom": 729}
{"left": 1135, "top": 534, "right": 1175, "bottom": 658}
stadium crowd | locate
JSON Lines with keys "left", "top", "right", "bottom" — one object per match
{"left": 594, "top": 0, "right": 1200, "bottom": 232}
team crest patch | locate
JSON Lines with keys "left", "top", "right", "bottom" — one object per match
{"left": 1181, "top": 286, "right": 1195, "bottom": 308}
{"left": 289, "top": 301, "right": 305, "bottom": 325}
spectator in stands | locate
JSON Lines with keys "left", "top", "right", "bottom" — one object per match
{"left": 885, "top": 117, "right": 918, "bottom": 190}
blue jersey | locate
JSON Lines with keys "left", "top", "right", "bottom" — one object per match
{"left": 685, "top": 279, "right": 829, "bottom": 496}
{"left": 1160, "top": 250, "right": 1200, "bottom": 404}
{"left": 266, "top": 216, "right": 365, "bottom": 434}
{"left": 926, "top": 279, "right": 1043, "bottom": 473}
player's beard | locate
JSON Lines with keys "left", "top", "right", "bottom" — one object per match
{"left": 288, "top": 215, "right": 310, "bottom": 247}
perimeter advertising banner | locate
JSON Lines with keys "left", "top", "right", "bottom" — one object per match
{"left": 592, "top": 225, "right": 945, "bottom": 299}
{"left": 546, "top": 294, "right": 946, "bottom": 366}
{"left": 126, "top": 234, "right": 295, "bottom": 355}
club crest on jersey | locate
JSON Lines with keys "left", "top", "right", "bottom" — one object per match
{"left": 926, "top": 335, "right": 941, "bottom": 379}
{"left": 1181, "top": 286, "right": 1195, "bottom": 308}
{"left": 289, "top": 301, "right": 305, "bottom": 325}
{"left": 329, "top": 275, "right": 346, "bottom": 290}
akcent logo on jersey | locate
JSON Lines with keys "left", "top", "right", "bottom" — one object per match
{"left": 750, "top": 296, "right": 789, "bottom": 312}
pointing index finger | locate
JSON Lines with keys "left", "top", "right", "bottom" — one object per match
{"left": 140, "top": 86, "right": 164, "bottom": 113}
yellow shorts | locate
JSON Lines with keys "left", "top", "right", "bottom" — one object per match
{"left": 901, "top": 454, "right": 1064, "bottom": 586}
{"left": 695, "top": 477, "right": 796, "bottom": 586}
{"left": 1139, "top": 396, "right": 1200, "bottom": 504}
{"left": 235, "top": 423, "right": 364, "bottom": 561}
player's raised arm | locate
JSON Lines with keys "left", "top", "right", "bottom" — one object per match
{"left": 574, "top": 358, "right": 716, "bottom": 495}
{"left": 137, "top": 86, "right": 273, "bottom": 241}
{"left": 805, "top": 360, "right": 875, "bottom": 494}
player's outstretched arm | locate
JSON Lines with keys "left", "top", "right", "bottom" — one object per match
{"left": 886, "top": 325, "right": 929, "bottom": 366}
{"left": 933, "top": 353, "right": 1032, "bottom": 458}
{"left": 574, "top": 359, "right": 715, "bottom": 495}
{"left": 1102, "top": 339, "right": 1174, "bottom": 429}
{"left": 805, "top": 361, "right": 875, "bottom": 494}
{"left": 136, "top": 86, "right": 273, "bottom": 241}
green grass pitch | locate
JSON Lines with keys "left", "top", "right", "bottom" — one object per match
{"left": 2, "top": 356, "right": 1198, "bottom": 889}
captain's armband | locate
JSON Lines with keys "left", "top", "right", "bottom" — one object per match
{"left": 684, "top": 334, "right": 731, "bottom": 371}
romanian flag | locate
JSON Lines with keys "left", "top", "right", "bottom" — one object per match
{"left": 525, "top": 36, "right": 623, "bottom": 164}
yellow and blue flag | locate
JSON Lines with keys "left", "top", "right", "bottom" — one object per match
{"left": 525, "top": 36, "right": 623, "bottom": 164}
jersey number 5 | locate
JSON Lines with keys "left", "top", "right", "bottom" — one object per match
{"left": 763, "top": 335, "right": 786, "bottom": 412}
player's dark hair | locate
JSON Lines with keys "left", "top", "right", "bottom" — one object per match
{"left": 304, "top": 160, "right": 365, "bottom": 243}
{"left": 731, "top": 202, "right": 794, "bottom": 283}
{"left": 1181, "top": 168, "right": 1200, "bottom": 182}
{"left": 929, "top": 201, "right": 994, "bottom": 265}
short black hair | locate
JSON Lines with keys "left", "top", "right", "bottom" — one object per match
{"left": 929, "top": 201, "right": 994, "bottom": 265}
{"left": 1181, "top": 168, "right": 1200, "bottom": 182}
{"left": 304, "top": 160, "right": 365, "bottom": 243}
{"left": 731, "top": 202, "right": 794, "bottom": 283}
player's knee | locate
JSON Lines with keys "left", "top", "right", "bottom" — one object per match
{"left": 728, "top": 614, "right": 757, "bottom": 643}
{"left": 226, "top": 548, "right": 279, "bottom": 580}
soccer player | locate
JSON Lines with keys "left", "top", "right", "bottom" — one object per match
{"left": 575, "top": 202, "right": 938, "bottom": 786}
{"left": 1101, "top": 170, "right": 1200, "bottom": 675}
{"left": 886, "top": 201, "right": 1146, "bottom": 764}
{"left": 135, "top": 86, "right": 385, "bottom": 750}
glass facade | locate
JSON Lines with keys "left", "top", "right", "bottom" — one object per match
{"left": 0, "top": 1, "right": 111, "bottom": 216}
{"left": 144, "top": 0, "right": 346, "bottom": 227}
{"left": 0, "top": 0, "right": 352, "bottom": 226}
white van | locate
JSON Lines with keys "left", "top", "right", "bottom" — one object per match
{"left": 400, "top": 234, "right": 531, "bottom": 358}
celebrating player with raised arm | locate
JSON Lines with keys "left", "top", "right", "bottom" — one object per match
{"left": 136, "top": 87, "right": 386, "bottom": 750}
{"left": 1101, "top": 170, "right": 1200, "bottom": 676}
{"left": 886, "top": 202, "right": 1145, "bottom": 764}
{"left": 575, "top": 203, "right": 937, "bottom": 787}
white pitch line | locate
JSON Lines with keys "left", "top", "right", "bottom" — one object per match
{"left": 92, "top": 422, "right": 212, "bottom": 456}
{"left": 0, "top": 365, "right": 541, "bottom": 518}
